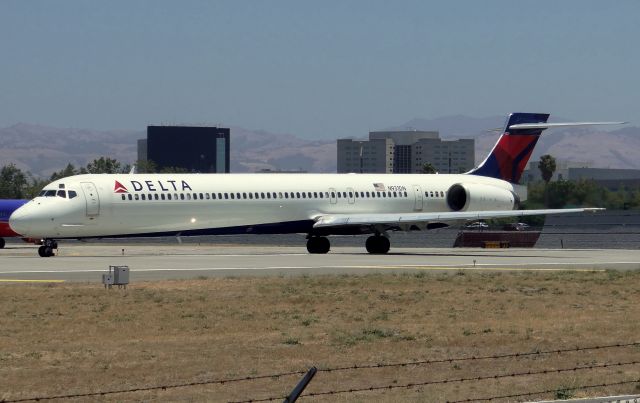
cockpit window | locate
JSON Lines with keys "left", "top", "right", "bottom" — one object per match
{"left": 44, "top": 190, "right": 56, "bottom": 197}
{"left": 68, "top": 190, "right": 77, "bottom": 199}
{"left": 57, "top": 190, "right": 66, "bottom": 198}
{"left": 38, "top": 190, "right": 46, "bottom": 196}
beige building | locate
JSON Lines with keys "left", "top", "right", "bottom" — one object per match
{"left": 337, "top": 130, "right": 475, "bottom": 174}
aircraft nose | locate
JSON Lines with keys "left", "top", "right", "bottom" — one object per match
{"left": 9, "top": 206, "right": 32, "bottom": 236}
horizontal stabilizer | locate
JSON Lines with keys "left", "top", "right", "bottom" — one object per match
{"left": 509, "top": 122, "right": 626, "bottom": 130}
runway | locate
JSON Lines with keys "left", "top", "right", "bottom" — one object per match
{"left": 1, "top": 242, "right": 639, "bottom": 282}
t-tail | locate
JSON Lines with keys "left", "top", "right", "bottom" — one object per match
{"left": 468, "top": 112, "right": 626, "bottom": 183}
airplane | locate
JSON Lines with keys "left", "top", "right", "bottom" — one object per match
{"left": 9, "top": 113, "right": 623, "bottom": 257}
{"left": 0, "top": 199, "right": 28, "bottom": 248}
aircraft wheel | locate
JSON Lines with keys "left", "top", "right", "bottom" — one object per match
{"left": 307, "top": 236, "right": 330, "bottom": 254}
{"left": 38, "top": 245, "right": 55, "bottom": 257}
{"left": 0, "top": 238, "right": 5, "bottom": 249}
{"left": 366, "top": 235, "right": 390, "bottom": 254}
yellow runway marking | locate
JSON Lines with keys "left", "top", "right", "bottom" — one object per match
{"left": 0, "top": 279, "right": 65, "bottom": 283}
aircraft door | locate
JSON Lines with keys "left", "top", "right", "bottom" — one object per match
{"left": 346, "top": 187, "right": 355, "bottom": 204}
{"left": 329, "top": 188, "right": 337, "bottom": 204}
{"left": 80, "top": 182, "right": 100, "bottom": 216}
{"left": 412, "top": 185, "right": 423, "bottom": 211}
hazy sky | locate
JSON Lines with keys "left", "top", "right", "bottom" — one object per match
{"left": 1, "top": 1, "right": 638, "bottom": 138}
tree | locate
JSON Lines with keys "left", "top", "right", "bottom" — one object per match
{"left": 421, "top": 162, "right": 437, "bottom": 174}
{"left": 538, "top": 155, "right": 557, "bottom": 184}
{"left": 538, "top": 155, "right": 557, "bottom": 207}
{"left": 50, "top": 163, "right": 82, "bottom": 181}
{"left": 135, "top": 159, "right": 158, "bottom": 173}
{"left": 0, "top": 164, "right": 28, "bottom": 198}
{"left": 85, "top": 157, "right": 122, "bottom": 174}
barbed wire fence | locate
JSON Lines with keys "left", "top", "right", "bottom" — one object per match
{"left": 2, "top": 341, "right": 639, "bottom": 403}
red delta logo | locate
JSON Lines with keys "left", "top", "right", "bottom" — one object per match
{"left": 114, "top": 180, "right": 129, "bottom": 193}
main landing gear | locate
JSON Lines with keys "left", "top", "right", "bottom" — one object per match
{"left": 306, "top": 234, "right": 391, "bottom": 254}
{"left": 365, "top": 235, "right": 390, "bottom": 254}
{"left": 38, "top": 239, "right": 57, "bottom": 257}
{"left": 306, "top": 236, "right": 330, "bottom": 254}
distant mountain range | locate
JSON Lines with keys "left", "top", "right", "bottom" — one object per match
{"left": 0, "top": 116, "right": 638, "bottom": 177}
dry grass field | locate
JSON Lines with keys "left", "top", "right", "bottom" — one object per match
{"left": 1, "top": 270, "right": 640, "bottom": 402}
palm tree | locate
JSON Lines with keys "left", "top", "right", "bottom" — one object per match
{"left": 421, "top": 162, "right": 437, "bottom": 174}
{"left": 538, "top": 154, "right": 557, "bottom": 207}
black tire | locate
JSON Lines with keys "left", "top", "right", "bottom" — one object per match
{"left": 307, "top": 237, "right": 330, "bottom": 254}
{"left": 366, "top": 236, "right": 390, "bottom": 254}
{"left": 38, "top": 245, "right": 54, "bottom": 257}
{"left": 0, "top": 238, "right": 5, "bottom": 249}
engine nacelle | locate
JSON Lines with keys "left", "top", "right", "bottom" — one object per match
{"left": 446, "top": 183, "right": 519, "bottom": 212}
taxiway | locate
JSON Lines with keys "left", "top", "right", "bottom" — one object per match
{"left": 1, "top": 243, "right": 639, "bottom": 282}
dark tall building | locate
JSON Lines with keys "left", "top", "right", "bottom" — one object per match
{"left": 144, "top": 126, "right": 230, "bottom": 173}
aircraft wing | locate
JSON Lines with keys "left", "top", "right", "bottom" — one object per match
{"left": 313, "top": 208, "right": 604, "bottom": 230}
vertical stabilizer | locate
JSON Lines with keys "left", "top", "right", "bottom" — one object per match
{"left": 468, "top": 112, "right": 550, "bottom": 183}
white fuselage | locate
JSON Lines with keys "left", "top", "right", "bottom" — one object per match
{"left": 9, "top": 173, "right": 518, "bottom": 239}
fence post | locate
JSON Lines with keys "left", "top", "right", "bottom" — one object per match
{"left": 283, "top": 367, "right": 317, "bottom": 403}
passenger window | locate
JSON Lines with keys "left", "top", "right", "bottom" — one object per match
{"left": 218, "top": 193, "right": 222, "bottom": 199}
{"left": 236, "top": 193, "right": 241, "bottom": 199}
{"left": 205, "top": 193, "right": 210, "bottom": 200}
{"left": 230, "top": 193, "right": 235, "bottom": 199}
{"left": 249, "top": 193, "right": 253, "bottom": 199}
{"left": 180, "top": 194, "right": 185, "bottom": 200}
{"left": 225, "top": 193, "right": 229, "bottom": 199}
{"left": 261, "top": 192, "right": 265, "bottom": 199}
{"left": 324, "top": 192, "right": 329, "bottom": 198}
{"left": 121, "top": 194, "right": 125, "bottom": 200}
{"left": 302, "top": 192, "right": 306, "bottom": 199}
{"left": 404, "top": 191, "right": 408, "bottom": 197}
{"left": 430, "top": 192, "right": 434, "bottom": 197}
{"left": 331, "top": 192, "right": 335, "bottom": 198}
{"left": 161, "top": 194, "right": 165, "bottom": 200}
{"left": 141, "top": 194, "right": 146, "bottom": 200}
{"left": 342, "top": 192, "right": 347, "bottom": 198}
{"left": 243, "top": 193, "right": 247, "bottom": 199}
{"left": 393, "top": 191, "right": 397, "bottom": 197}
{"left": 154, "top": 194, "right": 159, "bottom": 200}
{"left": 366, "top": 192, "right": 370, "bottom": 197}
{"left": 295, "top": 192, "right": 300, "bottom": 198}
{"left": 319, "top": 192, "right": 323, "bottom": 199}
{"left": 167, "top": 194, "right": 172, "bottom": 200}
{"left": 128, "top": 194, "right": 132, "bottom": 200}
{"left": 349, "top": 192, "right": 353, "bottom": 198}
{"left": 135, "top": 194, "right": 139, "bottom": 200}
{"left": 441, "top": 191, "right": 444, "bottom": 197}
{"left": 337, "top": 192, "right": 341, "bottom": 198}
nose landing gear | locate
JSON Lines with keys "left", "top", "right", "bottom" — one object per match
{"left": 38, "top": 239, "right": 57, "bottom": 257}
